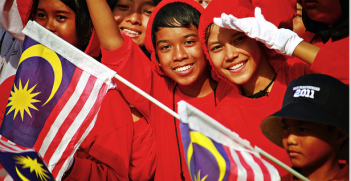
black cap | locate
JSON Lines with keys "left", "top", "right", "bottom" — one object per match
{"left": 261, "top": 74, "right": 349, "bottom": 159}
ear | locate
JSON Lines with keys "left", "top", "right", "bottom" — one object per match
{"left": 335, "top": 128, "right": 348, "bottom": 145}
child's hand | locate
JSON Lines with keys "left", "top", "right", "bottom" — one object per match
{"left": 214, "top": 7, "right": 303, "bottom": 56}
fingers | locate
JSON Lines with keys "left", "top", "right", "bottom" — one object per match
{"left": 254, "top": 7, "right": 265, "bottom": 20}
{"left": 214, "top": 13, "right": 241, "bottom": 31}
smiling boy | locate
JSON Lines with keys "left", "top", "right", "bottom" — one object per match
{"left": 261, "top": 74, "right": 349, "bottom": 181}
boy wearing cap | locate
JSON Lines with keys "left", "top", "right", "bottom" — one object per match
{"left": 261, "top": 74, "right": 349, "bottom": 181}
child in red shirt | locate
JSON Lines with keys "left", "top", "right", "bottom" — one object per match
{"left": 261, "top": 74, "right": 349, "bottom": 181}
{"left": 197, "top": 0, "right": 348, "bottom": 176}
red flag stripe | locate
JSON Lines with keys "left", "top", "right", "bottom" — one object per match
{"left": 52, "top": 82, "right": 108, "bottom": 177}
{"left": 251, "top": 153, "right": 271, "bottom": 181}
{"left": 223, "top": 146, "right": 239, "bottom": 181}
{"left": 42, "top": 75, "right": 97, "bottom": 163}
{"left": 236, "top": 150, "right": 255, "bottom": 181}
{"left": 33, "top": 68, "right": 83, "bottom": 152}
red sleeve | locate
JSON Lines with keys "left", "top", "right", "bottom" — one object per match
{"left": 64, "top": 89, "right": 133, "bottom": 181}
{"left": 310, "top": 46, "right": 349, "bottom": 85}
{"left": 128, "top": 117, "right": 156, "bottom": 181}
{"left": 101, "top": 35, "right": 152, "bottom": 121}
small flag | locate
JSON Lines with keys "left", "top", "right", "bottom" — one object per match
{"left": 0, "top": 21, "right": 116, "bottom": 180}
{"left": 178, "top": 101, "right": 280, "bottom": 181}
{"left": 0, "top": 135, "right": 54, "bottom": 181}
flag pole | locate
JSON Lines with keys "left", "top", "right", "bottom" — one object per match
{"left": 114, "top": 74, "right": 180, "bottom": 120}
{"left": 113, "top": 74, "right": 310, "bottom": 181}
{"left": 255, "top": 147, "right": 310, "bottom": 181}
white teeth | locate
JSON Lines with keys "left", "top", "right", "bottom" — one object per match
{"left": 175, "top": 65, "right": 192, "bottom": 72}
{"left": 229, "top": 62, "right": 244, "bottom": 70}
{"left": 122, "top": 29, "right": 140, "bottom": 35}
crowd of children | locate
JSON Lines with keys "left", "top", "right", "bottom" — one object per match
{"left": 0, "top": 0, "right": 348, "bottom": 180}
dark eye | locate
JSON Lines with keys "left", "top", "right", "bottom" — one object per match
{"left": 210, "top": 45, "right": 222, "bottom": 51}
{"left": 144, "top": 10, "right": 152, "bottom": 15}
{"left": 185, "top": 40, "right": 195, "bottom": 45}
{"left": 299, "top": 127, "right": 308, "bottom": 132}
{"left": 199, "top": 0, "right": 208, "bottom": 5}
{"left": 160, "top": 45, "right": 171, "bottom": 50}
{"left": 233, "top": 36, "right": 245, "bottom": 44}
{"left": 57, "top": 15, "right": 67, "bottom": 21}
{"left": 282, "top": 125, "right": 290, "bottom": 131}
{"left": 117, "top": 4, "right": 129, "bottom": 9}
{"left": 36, "top": 12, "right": 46, "bottom": 18}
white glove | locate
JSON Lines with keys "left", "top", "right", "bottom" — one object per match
{"left": 213, "top": 7, "right": 303, "bottom": 56}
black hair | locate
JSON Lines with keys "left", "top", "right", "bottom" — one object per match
{"left": 151, "top": 2, "right": 201, "bottom": 62}
{"left": 107, "top": 0, "right": 161, "bottom": 9}
{"left": 28, "top": 0, "right": 93, "bottom": 51}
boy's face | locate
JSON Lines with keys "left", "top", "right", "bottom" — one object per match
{"left": 155, "top": 25, "right": 208, "bottom": 86}
{"left": 35, "top": 0, "right": 79, "bottom": 48}
{"left": 301, "top": 0, "right": 342, "bottom": 25}
{"left": 113, "top": 0, "right": 155, "bottom": 47}
{"left": 207, "top": 25, "right": 263, "bottom": 85}
{"left": 281, "top": 118, "right": 338, "bottom": 168}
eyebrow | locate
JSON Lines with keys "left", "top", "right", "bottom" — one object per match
{"left": 37, "top": 8, "right": 72, "bottom": 15}
{"left": 157, "top": 33, "right": 198, "bottom": 46}
{"left": 208, "top": 31, "right": 242, "bottom": 46}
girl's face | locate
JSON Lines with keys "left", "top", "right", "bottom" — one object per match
{"left": 113, "top": 0, "right": 155, "bottom": 47}
{"left": 207, "top": 25, "right": 262, "bottom": 85}
{"left": 155, "top": 25, "right": 208, "bottom": 86}
{"left": 35, "top": 0, "right": 79, "bottom": 47}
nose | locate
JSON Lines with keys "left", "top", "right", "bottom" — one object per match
{"left": 286, "top": 133, "right": 298, "bottom": 146}
{"left": 224, "top": 44, "right": 239, "bottom": 62}
{"left": 173, "top": 45, "right": 189, "bottom": 62}
{"left": 126, "top": 12, "right": 142, "bottom": 25}
{"left": 43, "top": 18, "right": 56, "bottom": 33}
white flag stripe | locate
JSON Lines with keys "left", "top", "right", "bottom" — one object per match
{"left": 261, "top": 158, "right": 281, "bottom": 181}
{"left": 56, "top": 113, "right": 99, "bottom": 181}
{"left": 229, "top": 149, "right": 247, "bottom": 181}
{"left": 38, "top": 71, "right": 91, "bottom": 156}
{"left": 241, "top": 152, "right": 264, "bottom": 181}
{"left": 48, "top": 78, "right": 104, "bottom": 171}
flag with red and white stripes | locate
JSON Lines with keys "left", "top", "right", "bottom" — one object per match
{"left": 0, "top": 21, "right": 116, "bottom": 180}
{"left": 178, "top": 101, "right": 280, "bottom": 181}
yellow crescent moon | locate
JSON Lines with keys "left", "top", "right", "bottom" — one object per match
{"left": 187, "top": 132, "right": 226, "bottom": 181}
{"left": 18, "top": 44, "right": 62, "bottom": 106}
{"left": 15, "top": 166, "right": 30, "bottom": 181}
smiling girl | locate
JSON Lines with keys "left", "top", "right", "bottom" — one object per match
{"left": 198, "top": 0, "right": 348, "bottom": 176}
{"left": 20, "top": 0, "right": 140, "bottom": 180}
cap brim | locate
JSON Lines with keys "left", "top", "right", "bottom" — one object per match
{"left": 261, "top": 103, "right": 349, "bottom": 160}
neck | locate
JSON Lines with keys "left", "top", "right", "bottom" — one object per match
{"left": 301, "top": 156, "right": 341, "bottom": 181}
{"left": 241, "top": 54, "right": 276, "bottom": 97}
{"left": 177, "top": 66, "right": 217, "bottom": 98}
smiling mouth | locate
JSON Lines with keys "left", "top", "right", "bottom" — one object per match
{"left": 121, "top": 28, "right": 141, "bottom": 35}
{"left": 227, "top": 60, "right": 248, "bottom": 70}
{"left": 174, "top": 64, "right": 193, "bottom": 72}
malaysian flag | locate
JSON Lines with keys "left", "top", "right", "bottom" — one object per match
{"left": 0, "top": 135, "right": 54, "bottom": 181}
{"left": 177, "top": 101, "right": 280, "bottom": 181}
{"left": 0, "top": 21, "right": 116, "bottom": 180}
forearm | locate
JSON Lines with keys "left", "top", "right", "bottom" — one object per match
{"left": 86, "top": 0, "right": 123, "bottom": 50}
{"left": 292, "top": 41, "right": 321, "bottom": 65}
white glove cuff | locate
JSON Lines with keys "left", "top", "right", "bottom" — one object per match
{"left": 280, "top": 29, "right": 304, "bottom": 56}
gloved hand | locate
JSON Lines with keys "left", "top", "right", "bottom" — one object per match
{"left": 214, "top": 7, "right": 303, "bottom": 56}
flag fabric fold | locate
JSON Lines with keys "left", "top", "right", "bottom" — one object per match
{"left": 177, "top": 100, "right": 280, "bottom": 181}
{"left": 0, "top": 135, "right": 55, "bottom": 181}
{"left": 0, "top": 21, "right": 116, "bottom": 180}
